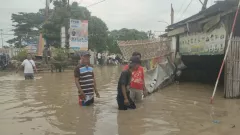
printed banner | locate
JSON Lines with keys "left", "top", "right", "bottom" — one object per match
{"left": 37, "top": 33, "right": 45, "bottom": 56}
{"left": 22, "top": 36, "right": 39, "bottom": 54}
{"left": 69, "top": 19, "right": 88, "bottom": 51}
{"left": 179, "top": 25, "right": 226, "bottom": 55}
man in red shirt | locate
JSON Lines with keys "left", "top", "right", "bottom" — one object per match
{"left": 123, "top": 52, "right": 147, "bottom": 102}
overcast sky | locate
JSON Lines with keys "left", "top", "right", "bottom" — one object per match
{"left": 0, "top": 0, "right": 214, "bottom": 46}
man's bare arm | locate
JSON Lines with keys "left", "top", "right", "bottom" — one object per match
{"left": 93, "top": 73, "right": 98, "bottom": 93}
{"left": 16, "top": 65, "right": 23, "bottom": 73}
{"left": 121, "top": 85, "right": 128, "bottom": 100}
{"left": 75, "top": 77, "right": 84, "bottom": 94}
{"left": 34, "top": 66, "right": 38, "bottom": 73}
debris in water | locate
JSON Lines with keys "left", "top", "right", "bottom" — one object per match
{"left": 212, "top": 120, "right": 220, "bottom": 124}
{"left": 231, "top": 124, "right": 236, "bottom": 128}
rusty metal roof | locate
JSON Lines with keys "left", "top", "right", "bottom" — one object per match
{"left": 166, "top": 1, "right": 237, "bottom": 31}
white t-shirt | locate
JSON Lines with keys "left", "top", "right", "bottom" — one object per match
{"left": 21, "top": 59, "right": 36, "bottom": 73}
{"left": 97, "top": 53, "right": 101, "bottom": 59}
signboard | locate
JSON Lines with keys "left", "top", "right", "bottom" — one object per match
{"left": 25, "top": 45, "right": 37, "bottom": 53}
{"left": 22, "top": 36, "right": 39, "bottom": 53}
{"left": 69, "top": 19, "right": 88, "bottom": 50}
{"left": 179, "top": 25, "right": 226, "bottom": 55}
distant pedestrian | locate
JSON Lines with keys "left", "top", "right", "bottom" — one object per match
{"left": 123, "top": 52, "right": 148, "bottom": 103}
{"left": 16, "top": 53, "right": 37, "bottom": 80}
{"left": 97, "top": 52, "right": 101, "bottom": 65}
{"left": 74, "top": 51, "right": 100, "bottom": 106}
{"left": 117, "top": 56, "right": 141, "bottom": 110}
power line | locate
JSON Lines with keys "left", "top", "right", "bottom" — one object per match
{"left": 176, "top": 0, "right": 188, "bottom": 18}
{"left": 178, "top": 0, "right": 193, "bottom": 20}
{"left": 86, "top": 0, "right": 106, "bottom": 8}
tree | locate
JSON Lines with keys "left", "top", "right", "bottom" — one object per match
{"left": 110, "top": 28, "right": 148, "bottom": 41}
{"left": 7, "top": 10, "right": 45, "bottom": 47}
{"left": 42, "top": 1, "right": 91, "bottom": 48}
{"left": 106, "top": 35, "right": 121, "bottom": 54}
{"left": 88, "top": 16, "right": 108, "bottom": 52}
{"left": 106, "top": 28, "right": 148, "bottom": 54}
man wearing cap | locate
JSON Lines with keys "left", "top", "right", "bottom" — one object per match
{"left": 74, "top": 51, "right": 100, "bottom": 106}
{"left": 123, "top": 52, "right": 148, "bottom": 103}
{"left": 117, "top": 56, "right": 141, "bottom": 110}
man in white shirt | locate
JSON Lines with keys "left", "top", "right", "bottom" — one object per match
{"left": 16, "top": 54, "right": 37, "bottom": 80}
{"left": 97, "top": 53, "right": 102, "bottom": 65}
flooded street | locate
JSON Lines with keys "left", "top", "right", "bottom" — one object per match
{"left": 0, "top": 66, "right": 240, "bottom": 135}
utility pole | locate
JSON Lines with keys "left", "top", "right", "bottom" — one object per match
{"left": 201, "top": 0, "right": 208, "bottom": 11}
{"left": 65, "top": 0, "right": 70, "bottom": 48}
{"left": 0, "top": 29, "right": 3, "bottom": 48}
{"left": 44, "top": 0, "right": 50, "bottom": 64}
{"left": 171, "top": 4, "right": 174, "bottom": 25}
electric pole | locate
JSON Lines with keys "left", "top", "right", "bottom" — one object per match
{"left": 65, "top": 0, "right": 70, "bottom": 49}
{"left": 171, "top": 4, "right": 174, "bottom": 25}
{"left": 0, "top": 29, "right": 3, "bottom": 48}
{"left": 201, "top": 0, "right": 208, "bottom": 11}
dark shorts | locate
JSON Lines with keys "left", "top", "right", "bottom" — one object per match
{"left": 24, "top": 73, "right": 34, "bottom": 80}
{"left": 117, "top": 92, "right": 136, "bottom": 110}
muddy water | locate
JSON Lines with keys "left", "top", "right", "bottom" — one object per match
{"left": 0, "top": 66, "right": 240, "bottom": 135}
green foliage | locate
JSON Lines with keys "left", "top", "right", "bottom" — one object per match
{"left": 51, "top": 48, "right": 69, "bottom": 71}
{"left": 52, "top": 48, "right": 68, "bottom": 61}
{"left": 7, "top": 10, "right": 45, "bottom": 47}
{"left": 42, "top": 1, "right": 91, "bottom": 48}
{"left": 106, "top": 29, "right": 148, "bottom": 54}
{"left": 110, "top": 28, "right": 148, "bottom": 41}
{"left": 89, "top": 16, "right": 108, "bottom": 52}
{"left": 107, "top": 36, "right": 121, "bottom": 54}
{"left": 12, "top": 50, "right": 28, "bottom": 61}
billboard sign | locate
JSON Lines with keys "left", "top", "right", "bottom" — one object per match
{"left": 69, "top": 19, "right": 88, "bottom": 50}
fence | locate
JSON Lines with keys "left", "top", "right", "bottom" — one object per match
{"left": 0, "top": 48, "right": 23, "bottom": 58}
{"left": 225, "top": 37, "right": 240, "bottom": 98}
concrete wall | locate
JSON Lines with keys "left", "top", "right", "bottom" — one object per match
{"left": 171, "top": 36, "right": 177, "bottom": 61}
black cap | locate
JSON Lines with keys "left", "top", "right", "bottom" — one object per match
{"left": 129, "top": 56, "right": 141, "bottom": 64}
{"left": 81, "top": 51, "right": 91, "bottom": 56}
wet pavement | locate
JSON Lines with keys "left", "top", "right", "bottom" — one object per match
{"left": 0, "top": 66, "right": 240, "bottom": 135}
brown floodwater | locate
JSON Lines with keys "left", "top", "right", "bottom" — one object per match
{"left": 0, "top": 66, "right": 240, "bottom": 135}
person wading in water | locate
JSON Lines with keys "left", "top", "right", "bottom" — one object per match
{"left": 16, "top": 53, "right": 37, "bottom": 80}
{"left": 74, "top": 51, "right": 100, "bottom": 106}
{"left": 117, "top": 56, "right": 142, "bottom": 110}
{"left": 123, "top": 52, "right": 148, "bottom": 103}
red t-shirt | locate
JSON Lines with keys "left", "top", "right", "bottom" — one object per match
{"left": 123, "top": 65, "right": 144, "bottom": 90}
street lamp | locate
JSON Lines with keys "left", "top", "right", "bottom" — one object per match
{"left": 157, "top": 21, "right": 170, "bottom": 25}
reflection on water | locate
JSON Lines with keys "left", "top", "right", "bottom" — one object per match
{"left": 0, "top": 66, "right": 240, "bottom": 135}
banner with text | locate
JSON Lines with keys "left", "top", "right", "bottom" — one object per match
{"left": 69, "top": 19, "right": 88, "bottom": 51}
{"left": 179, "top": 25, "right": 226, "bottom": 55}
